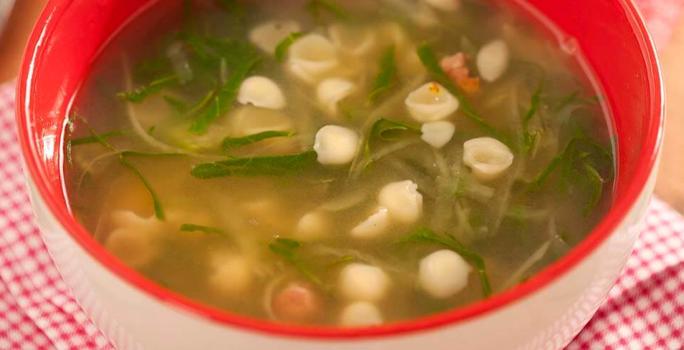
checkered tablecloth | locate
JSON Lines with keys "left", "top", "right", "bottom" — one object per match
{"left": 2, "top": 1, "right": 684, "bottom": 349}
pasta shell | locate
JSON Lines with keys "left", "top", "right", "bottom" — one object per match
{"left": 316, "top": 78, "right": 357, "bottom": 116}
{"left": 249, "top": 20, "right": 301, "bottom": 54}
{"left": 463, "top": 137, "right": 514, "bottom": 181}
{"left": 405, "top": 82, "right": 459, "bottom": 122}
{"left": 287, "top": 33, "right": 340, "bottom": 84}
{"left": 238, "top": 76, "right": 286, "bottom": 110}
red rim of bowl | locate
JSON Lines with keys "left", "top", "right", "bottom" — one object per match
{"left": 16, "top": 0, "right": 664, "bottom": 340}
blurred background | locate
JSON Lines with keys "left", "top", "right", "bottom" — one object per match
{"left": 1, "top": 0, "right": 684, "bottom": 212}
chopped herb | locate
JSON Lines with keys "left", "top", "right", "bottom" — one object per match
{"left": 188, "top": 48, "right": 260, "bottom": 134}
{"left": 191, "top": 150, "right": 318, "bottom": 178}
{"left": 370, "top": 118, "right": 420, "bottom": 141}
{"left": 306, "top": 0, "right": 349, "bottom": 20}
{"left": 521, "top": 79, "right": 544, "bottom": 154}
{"left": 222, "top": 130, "right": 295, "bottom": 151}
{"left": 180, "top": 223, "right": 225, "bottom": 235}
{"left": 119, "top": 157, "right": 165, "bottom": 220}
{"left": 530, "top": 137, "right": 613, "bottom": 214}
{"left": 369, "top": 46, "right": 398, "bottom": 104}
{"left": 70, "top": 130, "right": 126, "bottom": 146}
{"left": 416, "top": 44, "right": 510, "bottom": 147}
{"left": 163, "top": 95, "right": 189, "bottom": 114}
{"left": 117, "top": 75, "right": 178, "bottom": 103}
{"left": 275, "top": 32, "right": 304, "bottom": 62}
{"left": 326, "top": 255, "right": 357, "bottom": 269}
{"left": 147, "top": 125, "right": 156, "bottom": 135}
{"left": 269, "top": 237, "right": 325, "bottom": 288}
{"left": 396, "top": 227, "right": 492, "bottom": 297}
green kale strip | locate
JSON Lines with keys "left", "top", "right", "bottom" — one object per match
{"left": 180, "top": 223, "right": 226, "bottom": 235}
{"left": 191, "top": 150, "right": 318, "bottom": 179}
{"left": 396, "top": 227, "right": 492, "bottom": 297}
{"left": 222, "top": 131, "right": 295, "bottom": 152}
{"left": 69, "top": 130, "right": 126, "bottom": 146}
{"left": 117, "top": 75, "right": 179, "bottom": 103}
{"left": 530, "top": 136, "right": 613, "bottom": 214}
{"left": 275, "top": 32, "right": 304, "bottom": 62}
{"left": 370, "top": 118, "right": 420, "bottom": 141}
{"left": 369, "top": 46, "right": 398, "bottom": 104}
{"left": 306, "top": 0, "right": 350, "bottom": 20}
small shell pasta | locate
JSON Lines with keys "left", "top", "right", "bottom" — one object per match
{"left": 105, "top": 211, "right": 165, "bottom": 268}
{"left": 419, "top": 250, "right": 471, "bottom": 298}
{"left": 421, "top": 121, "right": 456, "bottom": 148}
{"left": 295, "top": 211, "right": 329, "bottom": 241}
{"left": 405, "top": 82, "right": 459, "bottom": 122}
{"left": 238, "top": 76, "right": 286, "bottom": 110}
{"left": 328, "top": 24, "right": 376, "bottom": 56}
{"left": 477, "top": 39, "right": 510, "bottom": 82}
{"left": 339, "top": 302, "right": 383, "bottom": 327}
{"left": 350, "top": 207, "right": 391, "bottom": 239}
{"left": 316, "top": 78, "right": 357, "bottom": 116}
{"left": 463, "top": 137, "right": 514, "bottom": 181}
{"left": 249, "top": 20, "right": 301, "bottom": 54}
{"left": 338, "top": 263, "right": 391, "bottom": 302}
{"left": 209, "top": 253, "right": 253, "bottom": 296}
{"left": 378, "top": 180, "right": 423, "bottom": 224}
{"left": 287, "top": 34, "right": 339, "bottom": 84}
{"left": 314, "top": 125, "right": 360, "bottom": 165}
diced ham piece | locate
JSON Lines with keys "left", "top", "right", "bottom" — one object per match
{"left": 272, "top": 282, "right": 322, "bottom": 323}
{"left": 440, "top": 52, "right": 481, "bottom": 95}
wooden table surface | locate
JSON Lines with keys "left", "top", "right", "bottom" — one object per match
{"left": 2, "top": 2, "right": 684, "bottom": 213}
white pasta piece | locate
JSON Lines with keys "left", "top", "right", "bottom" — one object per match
{"left": 105, "top": 211, "right": 166, "bottom": 268}
{"left": 463, "top": 137, "right": 514, "bottom": 181}
{"left": 328, "top": 24, "right": 376, "bottom": 56}
{"left": 340, "top": 302, "right": 384, "bottom": 327}
{"left": 229, "top": 106, "right": 293, "bottom": 136}
{"left": 423, "top": 0, "right": 460, "bottom": 12}
{"left": 295, "top": 211, "right": 329, "bottom": 241}
{"left": 208, "top": 253, "right": 253, "bottom": 296}
{"left": 249, "top": 20, "right": 301, "bottom": 54}
{"left": 421, "top": 121, "right": 456, "bottom": 148}
{"left": 405, "top": 82, "right": 459, "bottom": 122}
{"left": 477, "top": 39, "right": 510, "bottom": 82}
{"left": 338, "top": 263, "right": 390, "bottom": 302}
{"left": 287, "top": 33, "right": 339, "bottom": 84}
{"left": 419, "top": 250, "right": 471, "bottom": 298}
{"left": 412, "top": 3, "right": 439, "bottom": 27}
{"left": 313, "top": 125, "right": 360, "bottom": 165}
{"left": 316, "top": 78, "right": 357, "bottom": 116}
{"left": 350, "top": 207, "right": 391, "bottom": 239}
{"left": 378, "top": 180, "right": 423, "bottom": 224}
{"left": 237, "top": 76, "right": 286, "bottom": 110}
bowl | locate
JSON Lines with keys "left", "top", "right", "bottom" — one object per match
{"left": 16, "top": 0, "right": 663, "bottom": 349}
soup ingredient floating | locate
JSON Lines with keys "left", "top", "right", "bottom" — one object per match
{"left": 65, "top": 0, "right": 614, "bottom": 327}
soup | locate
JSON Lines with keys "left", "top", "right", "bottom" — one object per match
{"left": 65, "top": 0, "right": 614, "bottom": 327}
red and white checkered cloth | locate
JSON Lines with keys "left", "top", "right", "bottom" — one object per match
{"left": 1, "top": 1, "right": 684, "bottom": 348}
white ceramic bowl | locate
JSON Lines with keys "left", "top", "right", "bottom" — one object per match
{"left": 17, "top": 0, "right": 664, "bottom": 349}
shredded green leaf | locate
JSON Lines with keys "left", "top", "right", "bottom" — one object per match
{"left": 180, "top": 223, "right": 226, "bottom": 235}
{"left": 222, "top": 131, "right": 295, "bottom": 151}
{"left": 521, "top": 79, "right": 544, "bottom": 154}
{"left": 275, "top": 32, "right": 304, "bottom": 62}
{"left": 163, "top": 95, "right": 189, "bottom": 114}
{"left": 70, "top": 130, "right": 126, "bottom": 146}
{"left": 269, "top": 237, "right": 325, "bottom": 288}
{"left": 370, "top": 118, "right": 420, "bottom": 141}
{"left": 119, "top": 157, "right": 165, "bottom": 220}
{"left": 191, "top": 150, "right": 318, "bottom": 178}
{"left": 117, "top": 75, "right": 179, "bottom": 103}
{"left": 395, "top": 227, "right": 492, "bottom": 297}
{"left": 416, "top": 44, "right": 511, "bottom": 147}
{"left": 369, "top": 46, "right": 398, "bottom": 104}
